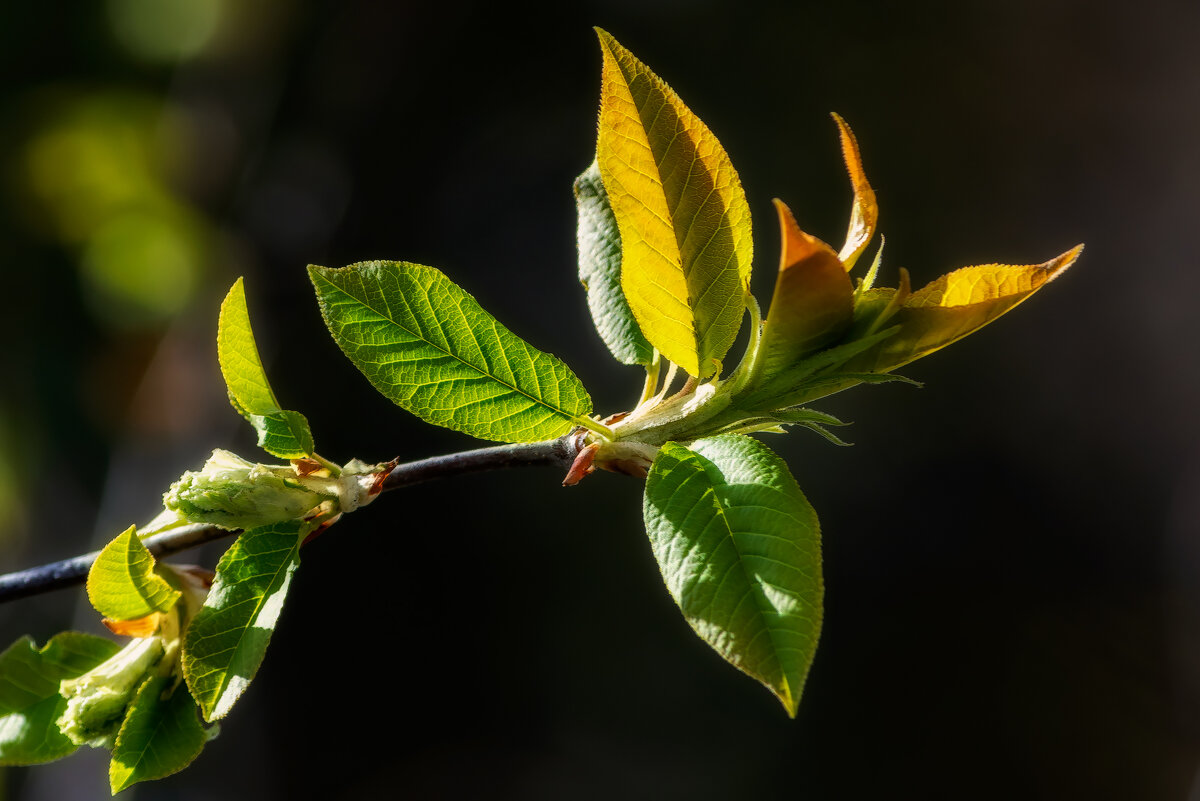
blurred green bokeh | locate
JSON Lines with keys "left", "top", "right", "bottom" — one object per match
{"left": 18, "top": 92, "right": 211, "bottom": 327}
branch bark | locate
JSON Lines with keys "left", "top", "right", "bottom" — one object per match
{"left": 0, "top": 437, "right": 578, "bottom": 604}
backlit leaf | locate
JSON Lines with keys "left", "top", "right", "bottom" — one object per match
{"left": 833, "top": 114, "right": 878, "bottom": 270}
{"left": 182, "top": 521, "right": 306, "bottom": 722}
{"left": 643, "top": 435, "right": 823, "bottom": 717}
{"left": 595, "top": 29, "right": 752, "bottom": 378}
{"left": 0, "top": 633, "right": 121, "bottom": 765}
{"left": 109, "top": 677, "right": 208, "bottom": 793}
{"left": 218, "top": 277, "right": 315, "bottom": 459}
{"left": 87, "top": 525, "right": 181, "bottom": 621}
{"left": 574, "top": 160, "right": 654, "bottom": 366}
{"left": 309, "top": 261, "right": 593, "bottom": 443}
{"left": 843, "top": 245, "right": 1083, "bottom": 373}
{"left": 757, "top": 200, "right": 854, "bottom": 379}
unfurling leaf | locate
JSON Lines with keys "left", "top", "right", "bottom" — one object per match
{"left": 643, "top": 435, "right": 823, "bottom": 717}
{"left": 218, "top": 277, "right": 315, "bottom": 459}
{"left": 757, "top": 199, "right": 855, "bottom": 379}
{"left": 575, "top": 160, "right": 654, "bottom": 366}
{"left": 843, "top": 245, "right": 1083, "bottom": 374}
{"left": 182, "top": 520, "right": 308, "bottom": 721}
{"left": 595, "top": 29, "right": 752, "bottom": 379}
{"left": 57, "top": 636, "right": 164, "bottom": 748}
{"left": 87, "top": 526, "right": 181, "bottom": 622}
{"left": 833, "top": 114, "right": 878, "bottom": 270}
{"left": 109, "top": 677, "right": 209, "bottom": 793}
{"left": 309, "top": 261, "right": 594, "bottom": 443}
{"left": 0, "top": 633, "right": 122, "bottom": 765}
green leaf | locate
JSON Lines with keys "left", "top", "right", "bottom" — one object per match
{"left": 643, "top": 435, "right": 823, "bottom": 717}
{"left": 109, "top": 677, "right": 209, "bottom": 793}
{"left": 0, "top": 633, "right": 121, "bottom": 765}
{"left": 309, "top": 261, "right": 594, "bottom": 443}
{"left": 182, "top": 520, "right": 306, "bottom": 722}
{"left": 87, "top": 525, "right": 181, "bottom": 621}
{"left": 218, "top": 277, "right": 315, "bottom": 459}
{"left": 574, "top": 160, "right": 654, "bottom": 366}
{"left": 595, "top": 29, "right": 753, "bottom": 379}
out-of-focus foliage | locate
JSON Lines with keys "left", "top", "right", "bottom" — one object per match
{"left": 17, "top": 93, "right": 213, "bottom": 327}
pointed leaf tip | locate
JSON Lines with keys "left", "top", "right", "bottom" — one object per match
{"left": 831, "top": 113, "right": 878, "bottom": 270}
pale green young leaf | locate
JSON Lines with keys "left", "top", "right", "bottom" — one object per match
{"left": 182, "top": 520, "right": 306, "bottom": 722}
{"left": 574, "top": 160, "right": 654, "bottom": 366}
{"left": 596, "top": 29, "right": 752, "bottom": 379}
{"left": 643, "top": 435, "right": 823, "bottom": 717}
{"left": 309, "top": 261, "right": 594, "bottom": 443}
{"left": 87, "top": 525, "right": 181, "bottom": 621}
{"left": 0, "top": 633, "right": 121, "bottom": 765}
{"left": 109, "top": 677, "right": 209, "bottom": 793}
{"left": 218, "top": 277, "right": 315, "bottom": 459}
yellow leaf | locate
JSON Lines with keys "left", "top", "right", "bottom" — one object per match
{"left": 845, "top": 245, "right": 1083, "bottom": 372}
{"left": 758, "top": 199, "right": 854, "bottom": 377}
{"left": 833, "top": 114, "right": 878, "bottom": 270}
{"left": 595, "top": 29, "right": 753, "bottom": 378}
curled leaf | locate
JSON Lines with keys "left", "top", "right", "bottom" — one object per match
{"left": 757, "top": 199, "right": 854, "bottom": 379}
{"left": 833, "top": 114, "right": 878, "bottom": 269}
{"left": 574, "top": 160, "right": 654, "bottom": 366}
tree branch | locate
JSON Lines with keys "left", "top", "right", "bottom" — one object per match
{"left": 0, "top": 436, "right": 578, "bottom": 604}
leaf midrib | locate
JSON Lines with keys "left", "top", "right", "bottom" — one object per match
{"left": 672, "top": 453, "right": 792, "bottom": 685}
{"left": 691, "top": 466, "right": 791, "bottom": 693}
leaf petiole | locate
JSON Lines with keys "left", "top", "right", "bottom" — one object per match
{"left": 637, "top": 353, "right": 663, "bottom": 408}
{"left": 575, "top": 416, "right": 615, "bottom": 440}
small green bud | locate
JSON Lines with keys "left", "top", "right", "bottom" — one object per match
{"left": 163, "top": 450, "right": 388, "bottom": 530}
{"left": 164, "top": 450, "right": 326, "bottom": 530}
{"left": 57, "top": 636, "right": 164, "bottom": 748}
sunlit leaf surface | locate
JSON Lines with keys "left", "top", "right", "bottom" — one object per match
{"left": 596, "top": 29, "right": 752, "bottom": 378}
{"left": 87, "top": 525, "right": 181, "bottom": 621}
{"left": 218, "top": 277, "right": 314, "bottom": 459}
{"left": 643, "top": 434, "right": 823, "bottom": 716}
{"left": 310, "top": 261, "right": 593, "bottom": 443}
{"left": 845, "top": 245, "right": 1083, "bottom": 373}
{"left": 182, "top": 521, "right": 306, "bottom": 721}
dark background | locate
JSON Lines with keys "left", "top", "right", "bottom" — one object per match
{"left": 3, "top": 1, "right": 1199, "bottom": 799}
